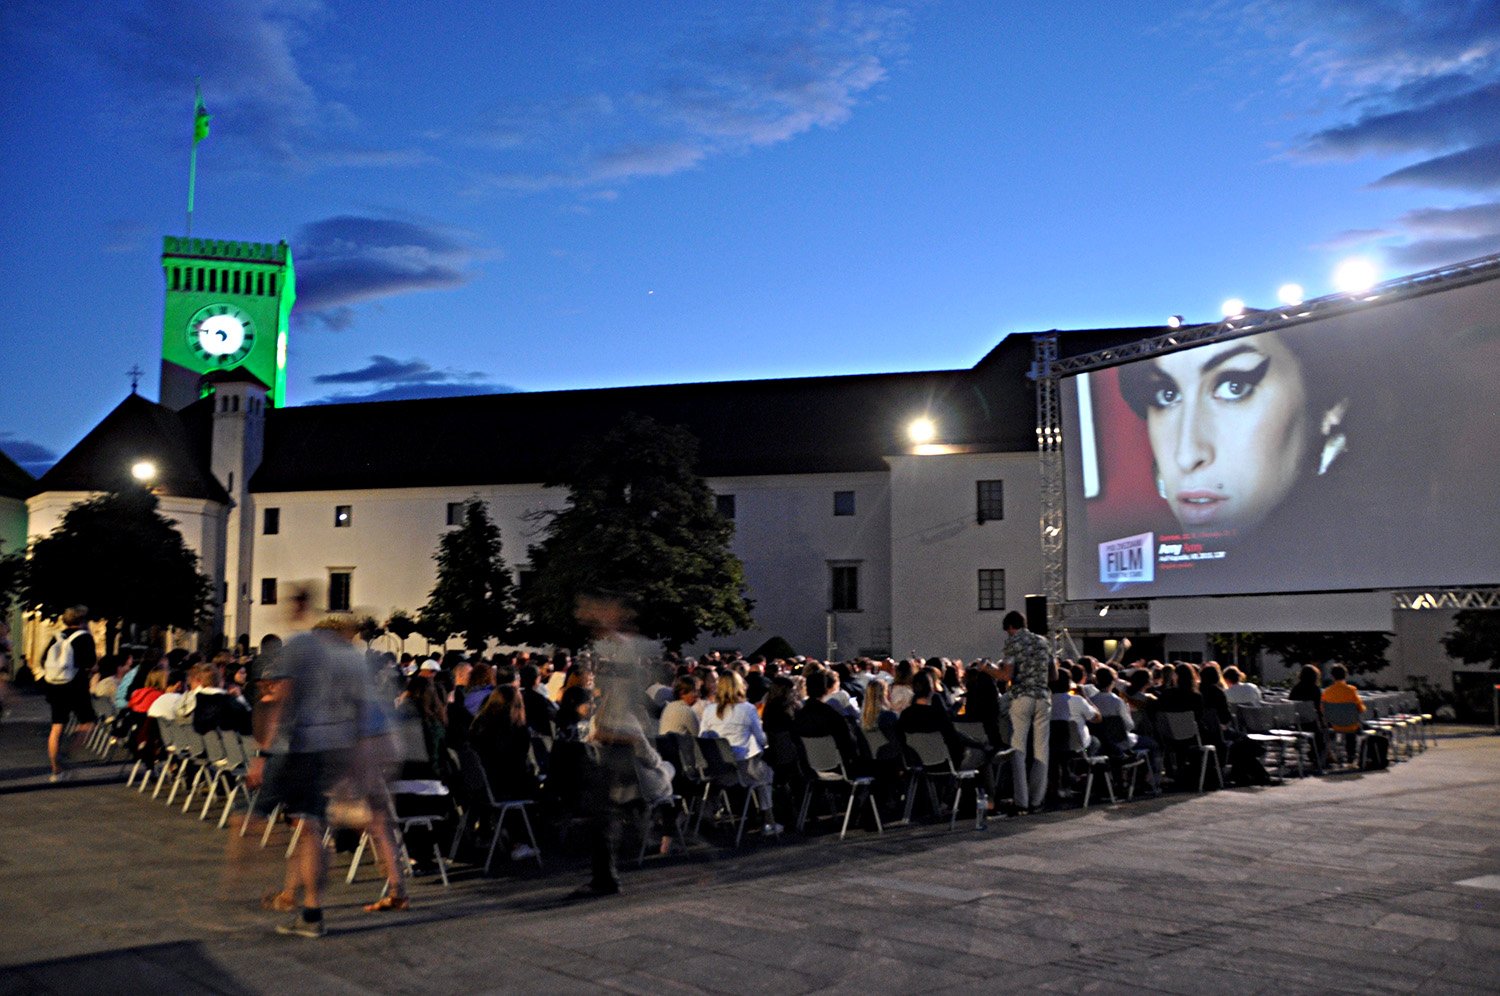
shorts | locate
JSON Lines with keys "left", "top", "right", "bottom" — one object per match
{"left": 44, "top": 680, "right": 96, "bottom": 726}
{"left": 253, "top": 749, "right": 351, "bottom": 822}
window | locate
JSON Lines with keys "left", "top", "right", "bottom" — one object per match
{"left": 446, "top": 501, "right": 467, "bottom": 526}
{"left": 328, "top": 571, "right": 352, "bottom": 612}
{"left": 262, "top": 507, "right": 280, "bottom": 535}
{"left": 833, "top": 490, "right": 856, "bottom": 516}
{"left": 334, "top": 505, "right": 352, "bottom": 527}
{"left": 260, "top": 578, "right": 278, "bottom": 605}
{"left": 829, "top": 563, "right": 860, "bottom": 612}
{"left": 977, "top": 480, "right": 1004, "bottom": 523}
{"left": 716, "top": 493, "right": 736, "bottom": 520}
{"left": 978, "top": 569, "right": 1006, "bottom": 611}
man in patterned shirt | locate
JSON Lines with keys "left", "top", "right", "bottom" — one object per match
{"left": 999, "top": 610, "right": 1056, "bottom": 813}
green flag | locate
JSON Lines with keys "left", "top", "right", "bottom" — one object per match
{"left": 193, "top": 92, "right": 211, "bottom": 144}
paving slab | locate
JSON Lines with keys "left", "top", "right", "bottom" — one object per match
{"left": 4, "top": 698, "right": 1499, "bottom": 994}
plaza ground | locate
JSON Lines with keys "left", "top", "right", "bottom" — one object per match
{"left": 3, "top": 692, "right": 1499, "bottom": 995}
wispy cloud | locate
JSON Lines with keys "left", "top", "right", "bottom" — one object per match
{"left": 293, "top": 216, "right": 486, "bottom": 328}
{"left": 308, "top": 354, "right": 517, "bottom": 404}
{"left": 467, "top": 3, "right": 912, "bottom": 195}
{"left": 0, "top": 433, "right": 57, "bottom": 477}
{"left": 1236, "top": 0, "right": 1500, "bottom": 269}
{"left": 26, "top": 0, "right": 426, "bottom": 171}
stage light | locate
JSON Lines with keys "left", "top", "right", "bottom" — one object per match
{"left": 907, "top": 417, "right": 936, "bottom": 445}
{"left": 1099, "top": 604, "right": 1110, "bottom": 617}
{"left": 1221, "top": 298, "right": 1246, "bottom": 318}
{"left": 131, "top": 460, "right": 156, "bottom": 482}
{"left": 1334, "top": 257, "right": 1378, "bottom": 293}
{"left": 1277, "top": 283, "right": 1304, "bottom": 306}
{"left": 1166, "top": 315, "right": 1184, "bottom": 329}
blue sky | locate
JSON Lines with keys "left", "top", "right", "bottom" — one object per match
{"left": 3, "top": 0, "right": 1498, "bottom": 475}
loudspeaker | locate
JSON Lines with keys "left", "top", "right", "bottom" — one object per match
{"left": 1024, "top": 594, "right": 1048, "bottom": 635}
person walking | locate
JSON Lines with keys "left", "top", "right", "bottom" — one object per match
{"left": 998, "top": 610, "right": 1055, "bottom": 814}
{"left": 40, "top": 606, "right": 97, "bottom": 782}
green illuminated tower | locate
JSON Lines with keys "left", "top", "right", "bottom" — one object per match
{"left": 159, "top": 236, "right": 295, "bottom": 410}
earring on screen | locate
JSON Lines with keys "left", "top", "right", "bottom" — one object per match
{"left": 1156, "top": 475, "right": 1167, "bottom": 499}
{"left": 1318, "top": 400, "right": 1349, "bottom": 476}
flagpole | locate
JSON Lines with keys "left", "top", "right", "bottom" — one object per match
{"left": 187, "top": 79, "right": 210, "bottom": 239}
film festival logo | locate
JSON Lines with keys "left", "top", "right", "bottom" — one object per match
{"left": 1099, "top": 532, "right": 1154, "bottom": 585}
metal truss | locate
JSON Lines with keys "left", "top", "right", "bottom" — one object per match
{"left": 1032, "top": 333, "right": 1066, "bottom": 631}
{"left": 1394, "top": 589, "right": 1500, "bottom": 610}
{"left": 1052, "top": 251, "right": 1500, "bottom": 376}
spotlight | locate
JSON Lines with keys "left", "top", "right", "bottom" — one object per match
{"left": 131, "top": 460, "right": 156, "bottom": 482}
{"left": 1221, "top": 298, "right": 1246, "bottom": 318}
{"left": 907, "top": 417, "right": 936, "bottom": 445}
{"left": 1166, "top": 315, "right": 1184, "bottom": 329}
{"left": 1277, "top": 283, "right": 1304, "bottom": 306}
{"left": 1333, "top": 257, "right": 1378, "bottom": 294}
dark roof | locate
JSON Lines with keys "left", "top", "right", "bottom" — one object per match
{"left": 201, "top": 367, "right": 270, "bottom": 389}
{"left": 251, "top": 326, "right": 1168, "bottom": 493}
{"left": 36, "top": 394, "right": 230, "bottom": 503}
{"left": 0, "top": 448, "right": 35, "bottom": 501}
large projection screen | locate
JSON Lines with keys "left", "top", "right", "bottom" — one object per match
{"left": 1063, "top": 272, "right": 1500, "bottom": 601}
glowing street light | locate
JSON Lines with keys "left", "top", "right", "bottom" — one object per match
{"left": 1333, "top": 257, "right": 1378, "bottom": 294}
{"left": 907, "top": 417, "right": 936, "bottom": 445}
{"left": 1166, "top": 314, "right": 1184, "bottom": 329}
{"left": 1277, "top": 283, "right": 1305, "bottom": 306}
{"left": 131, "top": 460, "right": 157, "bottom": 483}
{"left": 1221, "top": 298, "right": 1246, "bottom": 319}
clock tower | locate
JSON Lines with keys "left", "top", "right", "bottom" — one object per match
{"left": 159, "top": 236, "right": 295, "bottom": 410}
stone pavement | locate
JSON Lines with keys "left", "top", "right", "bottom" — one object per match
{"left": 3, "top": 693, "right": 1499, "bottom": 995}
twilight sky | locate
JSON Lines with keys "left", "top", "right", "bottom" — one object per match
{"left": 3, "top": 0, "right": 1498, "bottom": 476}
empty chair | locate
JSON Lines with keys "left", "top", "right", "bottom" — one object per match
{"left": 450, "top": 747, "right": 541, "bottom": 874}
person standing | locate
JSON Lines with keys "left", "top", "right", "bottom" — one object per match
{"left": 998, "top": 610, "right": 1055, "bottom": 813}
{"left": 41, "top": 606, "right": 97, "bottom": 782}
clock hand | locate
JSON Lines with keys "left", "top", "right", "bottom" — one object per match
{"left": 216, "top": 329, "right": 228, "bottom": 341}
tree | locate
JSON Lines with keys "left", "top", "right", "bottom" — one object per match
{"left": 0, "top": 543, "right": 23, "bottom": 618}
{"left": 1441, "top": 610, "right": 1500, "bottom": 669}
{"left": 1212, "top": 631, "right": 1391, "bottom": 676}
{"left": 385, "top": 610, "right": 418, "bottom": 654}
{"left": 419, "top": 499, "right": 516, "bottom": 651}
{"left": 356, "top": 614, "right": 384, "bottom": 650}
{"left": 23, "top": 488, "right": 213, "bottom": 651}
{"left": 522, "top": 414, "right": 753, "bottom": 652}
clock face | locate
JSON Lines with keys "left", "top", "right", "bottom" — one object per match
{"left": 187, "top": 303, "right": 256, "bottom": 365}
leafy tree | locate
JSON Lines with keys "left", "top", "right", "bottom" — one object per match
{"left": 419, "top": 499, "right": 516, "bottom": 651}
{"left": 385, "top": 610, "right": 417, "bottom": 654}
{"left": 0, "top": 544, "right": 23, "bottom": 617}
{"left": 522, "top": 414, "right": 753, "bottom": 652}
{"left": 1213, "top": 631, "right": 1391, "bottom": 676}
{"left": 356, "top": 614, "right": 384, "bottom": 650}
{"left": 1441, "top": 610, "right": 1500, "bottom": 669}
{"left": 24, "top": 488, "right": 213, "bottom": 652}
{"left": 415, "top": 613, "right": 449, "bottom": 654}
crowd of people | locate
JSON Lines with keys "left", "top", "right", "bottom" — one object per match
{"left": 35, "top": 605, "right": 1389, "bottom": 937}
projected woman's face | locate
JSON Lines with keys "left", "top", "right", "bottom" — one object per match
{"left": 1143, "top": 333, "right": 1311, "bottom": 532}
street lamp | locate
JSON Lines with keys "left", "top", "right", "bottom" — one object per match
{"left": 907, "top": 417, "right": 936, "bottom": 445}
{"left": 131, "top": 460, "right": 157, "bottom": 483}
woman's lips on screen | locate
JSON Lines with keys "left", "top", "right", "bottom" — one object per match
{"left": 1175, "top": 490, "right": 1227, "bottom": 526}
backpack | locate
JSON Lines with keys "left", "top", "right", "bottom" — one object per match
{"left": 44, "top": 630, "right": 83, "bottom": 685}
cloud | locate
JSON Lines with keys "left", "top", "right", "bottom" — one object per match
{"left": 292, "top": 215, "right": 484, "bottom": 326}
{"left": 1236, "top": 1, "right": 1500, "bottom": 269}
{"left": 310, "top": 382, "right": 520, "bottom": 404}
{"left": 467, "top": 3, "right": 911, "bottom": 194}
{"left": 1373, "top": 140, "right": 1500, "bottom": 189}
{"left": 313, "top": 354, "right": 482, "bottom": 385}
{"left": 308, "top": 354, "right": 517, "bottom": 404}
{"left": 25, "top": 0, "right": 424, "bottom": 171}
{"left": 0, "top": 433, "right": 58, "bottom": 477}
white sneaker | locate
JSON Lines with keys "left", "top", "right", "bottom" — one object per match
{"left": 510, "top": 843, "right": 539, "bottom": 861}
{"left": 762, "top": 822, "right": 784, "bottom": 837}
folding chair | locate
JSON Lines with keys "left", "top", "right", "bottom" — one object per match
{"left": 796, "top": 735, "right": 881, "bottom": 840}
{"left": 1160, "top": 712, "right": 1223, "bottom": 793}
{"left": 1235, "top": 705, "right": 1300, "bottom": 781}
{"left": 450, "top": 748, "right": 541, "bottom": 874}
{"left": 1066, "top": 724, "right": 1118, "bottom": 808}
{"left": 1097, "top": 715, "right": 1149, "bottom": 799}
{"left": 1323, "top": 702, "right": 1375, "bottom": 769}
{"left": 695, "top": 735, "right": 765, "bottom": 847}
{"left": 348, "top": 780, "right": 454, "bottom": 889}
{"left": 901, "top": 731, "right": 982, "bottom": 830}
